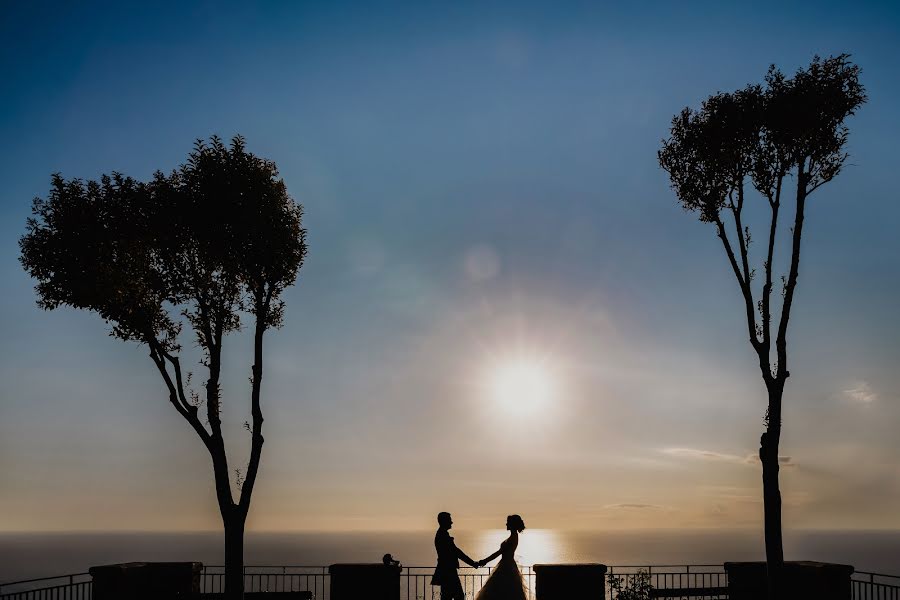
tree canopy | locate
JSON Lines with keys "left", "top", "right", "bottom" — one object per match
{"left": 659, "top": 54, "right": 866, "bottom": 228}
{"left": 659, "top": 54, "right": 866, "bottom": 364}
{"left": 20, "top": 135, "right": 307, "bottom": 356}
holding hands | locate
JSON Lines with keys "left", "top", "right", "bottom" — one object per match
{"left": 476, "top": 545, "right": 503, "bottom": 569}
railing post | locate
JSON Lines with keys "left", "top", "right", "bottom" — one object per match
{"left": 330, "top": 563, "right": 401, "bottom": 600}
{"left": 534, "top": 564, "right": 607, "bottom": 600}
{"left": 726, "top": 561, "right": 854, "bottom": 600}
{"left": 89, "top": 562, "right": 201, "bottom": 600}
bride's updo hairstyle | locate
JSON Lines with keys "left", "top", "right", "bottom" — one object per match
{"left": 507, "top": 514, "right": 526, "bottom": 533}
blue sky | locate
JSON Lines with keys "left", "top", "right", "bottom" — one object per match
{"left": 1, "top": 1, "right": 899, "bottom": 533}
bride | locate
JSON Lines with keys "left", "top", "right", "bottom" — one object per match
{"left": 475, "top": 515, "right": 528, "bottom": 600}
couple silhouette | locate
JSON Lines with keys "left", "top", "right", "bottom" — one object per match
{"left": 431, "top": 511, "right": 527, "bottom": 600}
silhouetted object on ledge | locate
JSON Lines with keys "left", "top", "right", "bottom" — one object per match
{"left": 432, "top": 512, "right": 480, "bottom": 600}
{"left": 20, "top": 135, "right": 308, "bottom": 600}
{"left": 329, "top": 563, "right": 401, "bottom": 600}
{"left": 382, "top": 553, "right": 401, "bottom": 568}
{"left": 725, "top": 561, "right": 854, "bottom": 600}
{"left": 658, "top": 55, "right": 866, "bottom": 600}
{"left": 89, "top": 562, "right": 201, "bottom": 600}
{"left": 474, "top": 515, "right": 528, "bottom": 600}
{"left": 534, "top": 564, "right": 607, "bottom": 600}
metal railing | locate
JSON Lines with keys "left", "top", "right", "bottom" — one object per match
{"left": 0, "top": 573, "right": 91, "bottom": 600}
{"left": 607, "top": 565, "right": 728, "bottom": 599}
{"left": 852, "top": 571, "right": 900, "bottom": 600}
{"left": 3, "top": 564, "right": 899, "bottom": 599}
{"left": 198, "top": 565, "right": 534, "bottom": 599}
{"left": 197, "top": 565, "right": 728, "bottom": 599}
{"left": 199, "top": 566, "right": 329, "bottom": 597}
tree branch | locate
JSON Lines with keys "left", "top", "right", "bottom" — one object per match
{"left": 149, "top": 346, "right": 191, "bottom": 419}
{"left": 731, "top": 182, "right": 752, "bottom": 288}
{"left": 775, "top": 160, "right": 809, "bottom": 380}
{"left": 714, "top": 214, "right": 762, "bottom": 353}
{"left": 760, "top": 175, "right": 782, "bottom": 380}
{"left": 149, "top": 336, "right": 234, "bottom": 510}
{"left": 206, "top": 303, "right": 224, "bottom": 438}
{"left": 239, "top": 289, "right": 271, "bottom": 511}
{"left": 147, "top": 339, "right": 212, "bottom": 446}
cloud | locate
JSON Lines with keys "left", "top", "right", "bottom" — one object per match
{"left": 604, "top": 503, "right": 666, "bottom": 510}
{"left": 702, "top": 486, "right": 763, "bottom": 504}
{"left": 661, "top": 447, "right": 795, "bottom": 467}
{"left": 662, "top": 447, "right": 746, "bottom": 463}
{"left": 713, "top": 494, "right": 761, "bottom": 504}
{"left": 844, "top": 381, "right": 877, "bottom": 404}
{"left": 743, "top": 453, "right": 796, "bottom": 467}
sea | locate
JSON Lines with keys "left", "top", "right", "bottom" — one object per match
{"left": 1, "top": 529, "right": 898, "bottom": 583}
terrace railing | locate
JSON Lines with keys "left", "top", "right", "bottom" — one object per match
{"left": 2, "top": 564, "right": 899, "bottom": 599}
{"left": 852, "top": 571, "right": 900, "bottom": 600}
{"left": 0, "top": 573, "right": 91, "bottom": 600}
{"left": 198, "top": 564, "right": 727, "bottom": 599}
{"left": 198, "top": 565, "right": 533, "bottom": 599}
{"left": 607, "top": 565, "right": 728, "bottom": 599}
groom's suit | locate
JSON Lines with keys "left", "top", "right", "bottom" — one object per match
{"left": 432, "top": 528, "right": 477, "bottom": 600}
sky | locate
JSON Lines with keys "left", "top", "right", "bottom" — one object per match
{"left": 1, "top": 1, "right": 899, "bottom": 535}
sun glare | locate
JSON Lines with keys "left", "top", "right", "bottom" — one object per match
{"left": 476, "top": 529, "right": 564, "bottom": 565}
{"left": 488, "top": 357, "right": 557, "bottom": 415}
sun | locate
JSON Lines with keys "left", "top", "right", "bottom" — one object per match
{"left": 487, "top": 356, "right": 557, "bottom": 416}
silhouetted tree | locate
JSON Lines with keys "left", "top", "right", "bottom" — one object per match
{"left": 20, "top": 136, "right": 307, "bottom": 599}
{"left": 659, "top": 55, "right": 865, "bottom": 599}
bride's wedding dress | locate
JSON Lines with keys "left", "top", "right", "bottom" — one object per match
{"left": 475, "top": 536, "right": 528, "bottom": 600}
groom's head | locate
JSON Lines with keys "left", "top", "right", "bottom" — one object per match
{"left": 437, "top": 512, "right": 452, "bottom": 529}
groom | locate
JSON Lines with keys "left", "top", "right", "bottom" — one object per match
{"left": 431, "top": 511, "right": 481, "bottom": 600}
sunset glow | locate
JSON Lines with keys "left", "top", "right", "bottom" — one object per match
{"left": 487, "top": 357, "right": 558, "bottom": 417}
{"left": 2, "top": 2, "right": 900, "bottom": 558}
{"left": 476, "top": 529, "right": 564, "bottom": 566}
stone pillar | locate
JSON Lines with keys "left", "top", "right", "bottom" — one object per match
{"left": 329, "top": 563, "right": 401, "bottom": 600}
{"left": 725, "top": 561, "right": 854, "bottom": 600}
{"left": 89, "top": 562, "right": 202, "bottom": 600}
{"left": 534, "top": 563, "right": 607, "bottom": 600}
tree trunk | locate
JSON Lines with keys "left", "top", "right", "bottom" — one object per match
{"left": 761, "top": 381, "right": 785, "bottom": 600}
{"left": 224, "top": 510, "right": 246, "bottom": 600}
